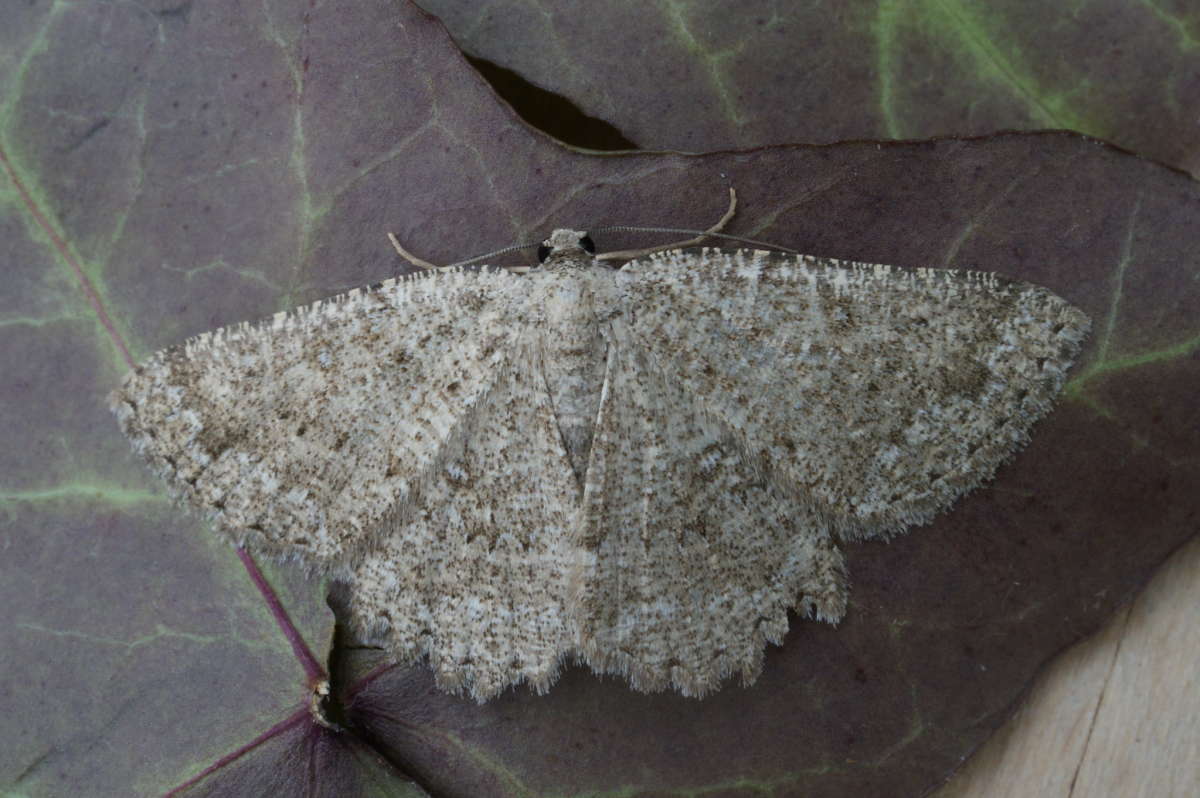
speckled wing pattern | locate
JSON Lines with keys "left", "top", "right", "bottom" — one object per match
{"left": 110, "top": 267, "right": 526, "bottom": 563}
{"left": 615, "top": 249, "right": 1091, "bottom": 541}
{"left": 112, "top": 240, "right": 1089, "bottom": 704}
{"left": 571, "top": 321, "right": 848, "bottom": 696}
{"left": 345, "top": 336, "right": 582, "bottom": 700}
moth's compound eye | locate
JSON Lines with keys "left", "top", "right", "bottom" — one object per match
{"left": 537, "top": 244, "right": 552, "bottom": 263}
{"left": 579, "top": 234, "right": 596, "bottom": 254}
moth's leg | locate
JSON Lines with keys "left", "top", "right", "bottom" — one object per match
{"left": 387, "top": 233, "right": 449, "bottom": 271}
{"left": 595, "top": 187, "right": 737, "bottom": 262}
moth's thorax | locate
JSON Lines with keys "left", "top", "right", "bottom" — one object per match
{"left": 527, "top": 256, "right": 620, "bottom": 487}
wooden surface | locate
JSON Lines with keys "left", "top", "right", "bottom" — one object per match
{"left": 934, "top": 535, "right": 1199, "bottom": 798}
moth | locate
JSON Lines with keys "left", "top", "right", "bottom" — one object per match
{"left": 111, "top": 208, "right": 1090, "bottom": 702}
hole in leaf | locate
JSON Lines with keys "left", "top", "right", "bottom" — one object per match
{"left": 465, "top": 54, "right": 637, "bottom": 151}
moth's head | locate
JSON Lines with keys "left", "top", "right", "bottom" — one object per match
{"left": 537, "top": 229, "right": 596, "bottom": 264}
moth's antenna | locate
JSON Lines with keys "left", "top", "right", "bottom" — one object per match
{"left": 590, "top": 187, "right": 796, "bottom": 260}
{"left": 588, "top": 187, "right": 734, "bottom": 261}
{"left": 595, "top": 228, "right": 801, "bottom": 259}
{"left": 388, "top": 234, "right": 539, "bottom": 273}
{"left": 452, "top": 242, "right": 540, "bottom": 270}
{"left": 388, "top": 187, "right": 785, "bottom": 272}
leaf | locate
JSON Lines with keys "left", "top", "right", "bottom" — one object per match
{"left": 420, "top": 0, "right": 1200, "bottom": 176}
{"left": 1, "top": 1, "right": 1195, "bottom": 796}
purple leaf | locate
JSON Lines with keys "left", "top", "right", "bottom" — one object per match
{"left": 421, "top": 0, "right": 1200, "bottom": 175}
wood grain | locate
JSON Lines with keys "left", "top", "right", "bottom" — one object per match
{"left": 936, "top": 535, "right": 1200, "bottom": 798}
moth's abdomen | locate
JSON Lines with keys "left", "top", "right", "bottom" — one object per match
{"left": 530, "top": 267, "right": 619, "bottom": 487}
